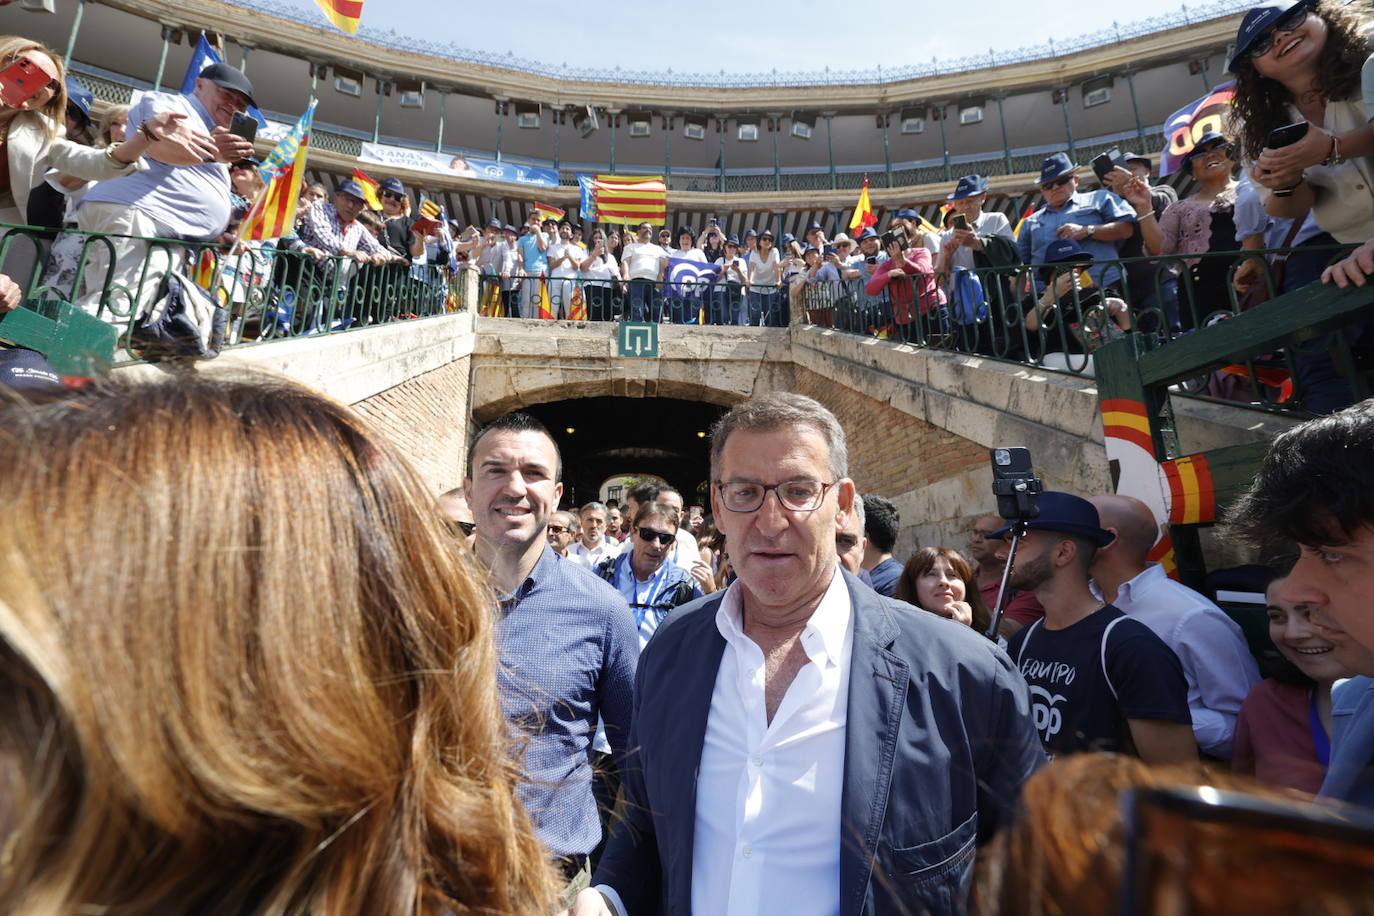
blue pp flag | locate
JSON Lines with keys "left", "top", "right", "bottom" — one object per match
{"left": 180, "top": 34, "right": 267, "bottom": 128}
{"left": 666, "top": 257, "right": 720, "bottom": 298}
{"left": 577, "top": 174, "right": 599, "bottom": 222}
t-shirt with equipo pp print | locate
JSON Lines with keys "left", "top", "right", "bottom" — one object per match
{"left": 1006, "top": 604, "right": 1192, "bottom": 758}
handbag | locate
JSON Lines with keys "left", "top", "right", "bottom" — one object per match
{"left": 129, "top": 270, "right": 227, "bottom": 360}
{"left": 1238, "top": 212, "right": 1309, "bottom": 312}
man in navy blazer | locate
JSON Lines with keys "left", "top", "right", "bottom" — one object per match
{"left": 567, "top": 393, "right": 1043, "bottom": 916}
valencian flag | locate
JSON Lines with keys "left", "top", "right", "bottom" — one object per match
{"left": 568, "top": 285, "right": 587, "bottom": 321}
{"left": 591, "top": 175, "right": 667, "bottom": 226}
{"left": 1160, "top": 81, "right": 1236, "bottom": 176}
{"left": 314, "top": 0, "right": 364, "bottom": 34}
{"left": 849, "top": 174, "right": 877, "bottom": 233}
{"left": 239, "top": 100, "right": 316, "bottom": 241}
{"left": 351, "top": 168, "right": 383, "bottom": 210}
{"left": 576, "top": 174, "right": 599, "bottom": 222}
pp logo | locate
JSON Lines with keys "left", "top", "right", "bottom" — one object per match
{"left": 1028, "top": 685, "right": 1068, "bottom": 741}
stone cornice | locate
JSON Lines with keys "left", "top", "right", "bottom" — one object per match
{"left": 106, "top": 0, "right": 1239, "bottom": 112}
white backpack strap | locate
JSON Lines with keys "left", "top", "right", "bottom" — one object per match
{"left": 1100, "top": 615, "right": 1129, "bottom": 702}
{"left": 1016, "top": 619, "right": 1043, "bottom": 667}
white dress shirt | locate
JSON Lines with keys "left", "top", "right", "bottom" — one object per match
{"left": 568, "top": 537, "right": 618, "bottom": 568}
{"left": 1092, "top": 563, "right": 1260, "bottom": 758}
{"left": 692, "top": 570, "right": 853, "bottom": 916}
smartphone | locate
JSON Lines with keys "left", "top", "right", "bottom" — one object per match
{"left": 952, "top": 214, "right": 969, "bottom": 231}
{"left": 989, "top": 447, "right": 1042, "bottom": 523}
{"left": 229, "top": 111, "right": 258, "bottom": 143}
{"left": 689, "top": 506, "right": 703, "bottom": 523}
{"left": 880, "top": 226, "right": 906, "bottom": 250}
{"left": 1266, "top": 121, "right": 1309, "bottom": 149}
{"left": 823, "top": 244, "right": 836, "bottom": 258}
{"left": 1091, "top": 147, "right": 1122, "bottom": 181}
{"left": 0, "top": 57, "right": 50, "bottom": 109}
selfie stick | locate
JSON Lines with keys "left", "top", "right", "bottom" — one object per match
{"left": 984, "top": 477, "right": 1038, "bottom": 642}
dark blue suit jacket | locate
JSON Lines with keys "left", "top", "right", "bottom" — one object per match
{"left": 594, "top": 569, "right": 1044, "bottom": 915}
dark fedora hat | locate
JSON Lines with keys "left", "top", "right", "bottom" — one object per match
{"left": 991, "top": 491, "right": 1115, "bottom": 547}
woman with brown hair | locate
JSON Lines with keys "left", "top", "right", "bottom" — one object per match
{"left": 894, "top": 546, "right": 992, "bottom": 633}
{"left": 0, "top": 371, "right": 558, "bottom": 915}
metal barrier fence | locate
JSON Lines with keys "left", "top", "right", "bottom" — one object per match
{"left": 0, "top": 224, "right": 462, "bottom": 363}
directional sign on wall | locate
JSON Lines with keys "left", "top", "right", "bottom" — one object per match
{"left": 618, "top": 321, "right": 659, "bottom": 358}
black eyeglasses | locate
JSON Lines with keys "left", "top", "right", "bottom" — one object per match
{"left": 715, "top": 479, "right": 834, "bottom": 513}
{"left": 1040, "top": 175, "right": 1075, "bottom": 191}
{"left": 445, "top": 520, "right": 476, "bottom": 537}
{"left": 381, "top": 191, "right": 405, "bottom": 201}
{"left": 547, "top": 525, "right": 571, "bottom": 535}
{"left": 636, "top": 527, "right": 676, "bottom": 546}
{"left": 1247, "top": 6, "right": 1309, "bottom": 60}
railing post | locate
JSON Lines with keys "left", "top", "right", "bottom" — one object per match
{"left": 63, "top": 0, "right": 87, "bottom": 66}
{"left": 372, "top": 79, "right": 385, "bottom": 144}
{"left": 554, "top": 110, "right": 562, "bottom": 171}
{"left": 718, "top": 119, "right": 726, "bottom": 193}
{"left": 495, "top": 102, "right": 504, "bottom": 162}
{"left": 435, "top": 90, "right": 447, "bottom": 152}
{"left": 996, "top": 94, "right": 1013, "bottom": 175}
{"left": 665, "top": 117, "right": 672, "bottom": 185}
{"left": 882, "top": 114, "right": 893, "bottom": 188}
{"left": 1125, "top": 70, "right": 1146, "bottom": 148}
{"left": 772, "top": 120, "right": 780, "bottom": 192}
{"left": 936, "top": 103, "right": 952, "bottom": 182}
{"left": 238, "top": 44, "right": 250, "bottom": 73}
{"left": 1058, "top": 87, "right": 1076, "bottom": 157}
{"left": 152, "top": 23, "right": 173, "bottom": 92}
{"left": 826, "top": 114, "right": 837, "bottom": 190}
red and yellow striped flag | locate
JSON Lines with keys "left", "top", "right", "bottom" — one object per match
{"left": 849, "top": 175, "right": 877, "bottom": 232}
{"left": 568, "top": 284, "right": 587, "bottom": 321}
{"left": 314, "top": 0, "right": 363, "bottom": 34}
{"left": 240, "top": 101, "right": 315, "bottom": 242}
{"left": 533, "top": 201, "right": 566, "bottom": 223}
{"left": 419, "top": 197, "right": 442, "bottom": 220}
{"left": 591, "top": 175, "right": 666, "bottom": 225}
{"left": 535, "top": 278, "right": 554, "bottom": 320}
{"left": 351, "top": 168, "right": 383, "bottom": 211}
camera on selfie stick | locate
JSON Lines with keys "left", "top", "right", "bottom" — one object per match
{"left": 985, "top": 447, "right": 1043, "bottom": 641}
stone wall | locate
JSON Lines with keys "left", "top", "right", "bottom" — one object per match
{"left": 352, "top": 356, "right": 473, "bottom": 494}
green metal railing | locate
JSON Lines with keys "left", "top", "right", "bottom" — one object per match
{"left": 0, "top": 224, "right": 465, "bottom": 368}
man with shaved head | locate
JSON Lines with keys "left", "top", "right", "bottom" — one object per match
{"left": 1089, "top": 493, "right": 1260, "bottom": 759}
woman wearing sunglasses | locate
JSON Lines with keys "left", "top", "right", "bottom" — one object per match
{"left": 592, "top": 501, "right": 702, "bottom": 646}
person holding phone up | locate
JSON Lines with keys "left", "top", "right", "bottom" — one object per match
{"left": 73, "top": 61, "right": 257, "bottom": 321}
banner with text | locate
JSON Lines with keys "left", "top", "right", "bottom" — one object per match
{"left": 1160, "top": 81, "right": 1235, "bottom": 176}
{"left": 358, "top": 142, "right": 560, "bottom": 188}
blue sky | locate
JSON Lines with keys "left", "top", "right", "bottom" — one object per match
{"left": 279, "top": 0, "right": 1235, "bottom": 77}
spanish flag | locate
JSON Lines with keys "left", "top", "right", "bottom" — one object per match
{"left": 533, "top": 202, "right": 566, "bottom": 223}
{"left": 314, "top": 0, "right": 363, "bottom": 34}
{"left": 849, "top": 175, "right": 877, "bottom": 232}
{"left": 240, "top": 101, "right": 316, "bottom": 242}
{"left": 351, "top": 168, "right": 383, "bottom": 211}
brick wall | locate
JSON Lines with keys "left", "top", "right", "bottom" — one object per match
{"left": 352, "top": 356, "right": 473, "bottom": 496}
{"left": 792, "top": 365, "right": 984, "bottom": 498}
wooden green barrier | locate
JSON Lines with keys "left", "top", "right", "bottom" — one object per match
{"left": 0, "top": 298, "right": 119, "bottom": 376}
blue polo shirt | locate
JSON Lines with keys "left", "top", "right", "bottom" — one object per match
{"left": 516, "top": 231, "right": 549, "bottom": 274}
{"left": 1321, "top": 675, "right": 1374, "bottom": 809}
{"left": 496, "top": 545, "right": 639, "bottom": 857}
{"left": 1016, "top": 189, "right": 1136, "bottom": 292}
{"left": 80, "top": 91, "right": 232, "bottom": 241}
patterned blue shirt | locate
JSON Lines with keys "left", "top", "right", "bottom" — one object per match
{"left": 604, "top": 551, "right": 702, "bottom": 646}
{"left": 1016, "top": 189, "right": 1137, "bottom": 292}
{"left": 496, "top": 545, "right": 639, "bottom": 857}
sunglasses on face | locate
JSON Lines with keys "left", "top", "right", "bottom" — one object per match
{"left": 637, "top": 527, "right": 675, "bottom": 546}
{"left": 547, "top": 525, "right": 571, "bottom": 535}
{"left": 445, "top": 520, "right": 476, "bottom": 536}
{"left": 381, "top": 191, "right": 405, "bottom": 201}
{"left": 1248, "top": 6, "right": 1309, "bottom": 60}
{"left": 1040, "top": 176, "right": 1075, "bottom": 191}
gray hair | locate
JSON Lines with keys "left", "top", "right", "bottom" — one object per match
{"left": 552, "top": 511, "right": 579, "bottom": 529}
{"left": 709, "top": 392, "right": 848, "bottom": 481}
{"left": 579, "top": 501, "right": 607, "bottom": 517}
{"left": 851, "top": 493, "right": 866, "bottom": 531}
{"left": 633, "top": 501, "right": 680, "bottom": 532}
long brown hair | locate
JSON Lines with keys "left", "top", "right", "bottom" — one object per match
{"left": 1227, "top": 0, "right": 1370, "bottom": 161}
{"left": 894, "top": 547, "right": 992, "bottom": 633}
{"left": 0, "top": 371, "right": 557, "bottom": 914}
{"left": 0, "top": 37, "right": 68, "bottom": 139}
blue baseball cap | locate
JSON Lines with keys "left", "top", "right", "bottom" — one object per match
{"left": 485, "top": 217, "right": 502, "bottom": 228}
{"left": 1042, "top": 238, "right": 1095, "bottom": 265}
{"left": 0, "top": 347, "right": 64, "bottom": 394}
{"left": 503, "top": 223, "right": 518, "bottom": 233}
{"left": 1180, "top": 131, "right": 1232, "bottom": 171}
{"left": 336, "top": 178, "right": 366, "bottom": 200}
{"left": 1038, "top": 153, "right": 1078, "bottom": 186}
{"left": 991, "top": 491, "right": 1115, "bottom": 547}
{"left": 806, "top": 220, "right": 823, "bottom": 231}
{"left": 379, "top": 177, "right": 405, "bottom": 195}
{"left": 894, "top": 207, "right": 920, "bottom": 221}
{"left": 947, "top": 174, "right": 989, "bottom": 200}
{"left": 856, "top": 226, "right": 879, "bottom": 241}
{"left": 781, "top": 233, "right": 796, "bottom": 245}
{"left": 65, "top": 77, "right": 93, "bottom": 125}
{"left": 745, "top": 228, "right": 758, "bottom": 238}
{"left": 725, "top": 234, "right": 740, "bottom": 246}
{"left": 1229, "top": 0, "right": 1314, "bottom": 71}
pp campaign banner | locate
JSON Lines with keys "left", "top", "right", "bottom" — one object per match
{"left": 1160, "top": 82, "right": 1235, "bottom": 176}
{"left": 358, "top": 142, "right": 559, "bottom": 188}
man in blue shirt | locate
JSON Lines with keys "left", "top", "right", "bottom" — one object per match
{"left": 462, "top": 411, "right": 639, "bottom": 892}
{"left": 1227, "top": 400, "right": 1374, "bottom": 808}
{"left": 77, "top": 63, "right": 256, "bottom": 318}
{"left": 861, "top": 493, "right": 903, "bottom": 597}
{"left": 514, "top": 212, "right": 551, "bottom": 318}
{"left": 594, "top": 501, "right": 702, "bottom": 645}
{"left": 1016, "top": 152, "right": 1136, "bottom": 293}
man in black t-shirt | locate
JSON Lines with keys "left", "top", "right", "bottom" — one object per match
{"left": 997, "top": 492, "right": 1196, "bottom": 763}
